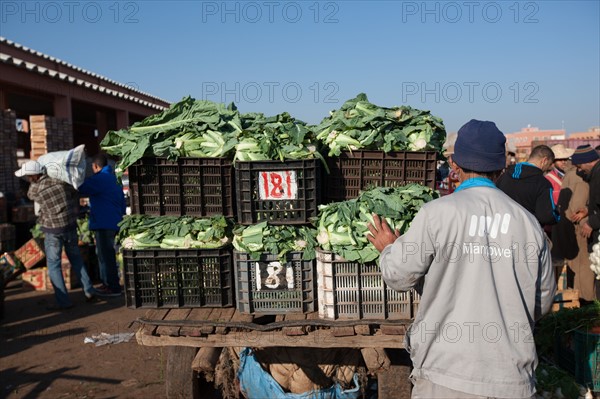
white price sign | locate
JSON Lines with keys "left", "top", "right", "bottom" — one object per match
{"left": 258, "top": 171, "right": 298, "bottom": 200}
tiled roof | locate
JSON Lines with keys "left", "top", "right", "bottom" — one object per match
{"left": 0, "top": 37, "right": 168, "bottom": 111}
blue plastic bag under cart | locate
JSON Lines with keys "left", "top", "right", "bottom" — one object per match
{"left": 238, "top": 348, "right": 361, "bottom": 399}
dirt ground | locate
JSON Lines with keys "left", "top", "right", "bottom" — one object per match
{"left": 0, "top": 281, "right": 411, "bottom": 399}
{"left": 0, "top": 282, "right": 166, "bottom": 399}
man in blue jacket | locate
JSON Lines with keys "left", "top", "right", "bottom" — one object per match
{"left": 79, "top": 154, "right": 126, "bottom": 296}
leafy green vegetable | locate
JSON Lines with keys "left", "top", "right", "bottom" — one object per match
{"left": 117, "top": 214, "right": 233, "bottom": 249}
{"left": 313, "top": 184, "right": 438, "bottom": 263}
{"left": 535, "top": 361, "right": 584, "bottom": 399}
{"left": 234, "top": 112, "right": 325, "bottom": 165}
{"left": 30, "top": 223, "right": 44, "bottom": 239}
{"left": 76, "top": 217, "right": 94, "bottom": 245}
{"left": 232, "top": 222, "right": 317, "bottom": 262}
{"left": 315, "top": 93, "right": 446, "bottom": 156}
{"left": 31, "top": 216, "right": 95, "bottom": 245}
{"left": 535, "top": 301, "right": 600, "bottom": 357}
{"left": 101, "top": 96, "right": 242, "bottom": 177}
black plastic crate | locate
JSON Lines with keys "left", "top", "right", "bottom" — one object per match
{"left": 128, "top": 157, "right": 234, "bottom": 217}
{"left": 324, "top": 150, "right": 437, "bottom": 203}
{"left": 235, "top": 159, "right": 321, "bottom": 225}
{"left": 123, "top": 248, "right": 234, "bottom": 308}
{"left": 234, "top": 250, "right": 317, "bottom": 314}
{"left": 316, "top": 250, "right": 419, "bottom": 320}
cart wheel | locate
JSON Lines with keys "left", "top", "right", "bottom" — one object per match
{"left": 166, "top": 346, "right": 200, "bottom": 399}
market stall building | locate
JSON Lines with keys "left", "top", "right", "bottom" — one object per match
{"left": 0, "top": 36, "right": 169, "bottom": 198}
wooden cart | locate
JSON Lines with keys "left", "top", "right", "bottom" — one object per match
{"left": 136, "top": 308, "right": 413, "bottom": 398}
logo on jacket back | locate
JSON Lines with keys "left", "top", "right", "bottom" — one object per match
{"left": 468, "top": 213, "right": 511, "bottom": 239}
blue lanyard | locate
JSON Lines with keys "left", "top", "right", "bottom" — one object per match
{"left": 453, "top": 177, "right": 497, "bottom": 193}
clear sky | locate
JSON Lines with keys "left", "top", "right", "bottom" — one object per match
{"left": 1, "top": 0, "right": 599, "bottom": 134}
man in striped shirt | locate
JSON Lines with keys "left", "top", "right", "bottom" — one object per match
{"left": 16, "top": 160, "right": 97, "bottom": 310}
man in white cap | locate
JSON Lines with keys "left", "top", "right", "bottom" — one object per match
{"left": 545, "top": 144, "right": 575, "bottom": 205}
{"left": 15, "top": 161, "right": 97, "bottom": 310}
{"left": 367, "top": 120, "right": 555, "bottom": 398}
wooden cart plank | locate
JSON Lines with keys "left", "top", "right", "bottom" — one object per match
{"left": 140, "top": 309, "right": 169, "bottom": 337}
{"left": 304, "top": 312, "right": 321, "bottom": 333}
{"left": 282, "top": 313, "right": 308, "bottom": 336}
{"left": 157, "top": 309, "right": 192, "bottom": 337}
{"left": 381, "top": 324, "right": 407, "bottom": 336}
{"left": 137, "top": 329, "right": 407, "bottom": 349}
{"left": 354, "top": 325, "right": 371, "bottom": 336}
{"left": 361, "top": 348, "right": 391, "bottom": 373}
{"left": 229, "top": 309, "right": 254, "bottom": 325}
{"left": 214, "top": 308, "right": 236, "bottom": 335}
{"left": 179, "top": 308, "right": 216, "bottom": 337}
{"left": 191, "top": 347, "right": 222, "bottom": 375}
{"left": 166, "top": 346, "right": 200, "bottom": 399}
{"left": 332, "top": 326, "right": 355, "bottom": 337}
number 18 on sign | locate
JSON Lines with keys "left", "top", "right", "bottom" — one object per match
{"left": 259, "top": 171, "right": 298, "bottom": 200}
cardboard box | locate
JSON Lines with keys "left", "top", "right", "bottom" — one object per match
{"left": 22, "top": 269, "right": 49, "bottom": 291}
{"left": 22, "top": 265, "right": 80, "bottom": 291}
{"left": 14, "top": 239, "right": 45, "bottom": 269}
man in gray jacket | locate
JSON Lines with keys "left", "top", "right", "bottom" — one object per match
{"left": 368, "top": 120, "right": 556, "bottom": 398}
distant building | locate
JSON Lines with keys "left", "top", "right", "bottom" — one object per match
{"left": 568, "top": 127, "right": 600, "bottom": 140}
{"left": 505, "top": 125, "right": 566, "bottom": 160}
{"left": 0, "top": 36, "right": 170, "bottom": 157}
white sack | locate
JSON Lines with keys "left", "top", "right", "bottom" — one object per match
{"left": 37, "top": 145, "right": 87, "bottom": 189}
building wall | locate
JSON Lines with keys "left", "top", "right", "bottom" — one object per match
{"left": 0, "top": 38, "right": 170, "bottom": 160}
{"left": 568, "top": 127, "right": 600, "bottom": 140}
{"left": 505, "top": 126, "right": 566, "bottom": 160}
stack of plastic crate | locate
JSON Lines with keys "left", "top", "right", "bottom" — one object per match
{"left": 233, "top": 159, "right": 322, "bottom": 315}
{"left": 123, "top": 157, "right": 235, "bottom": 309}
{"left": 315, "top": 143, "right": 436, "bottom": 319}
{"left": 323, "top": 150, "right": 437, "bottom": 204}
